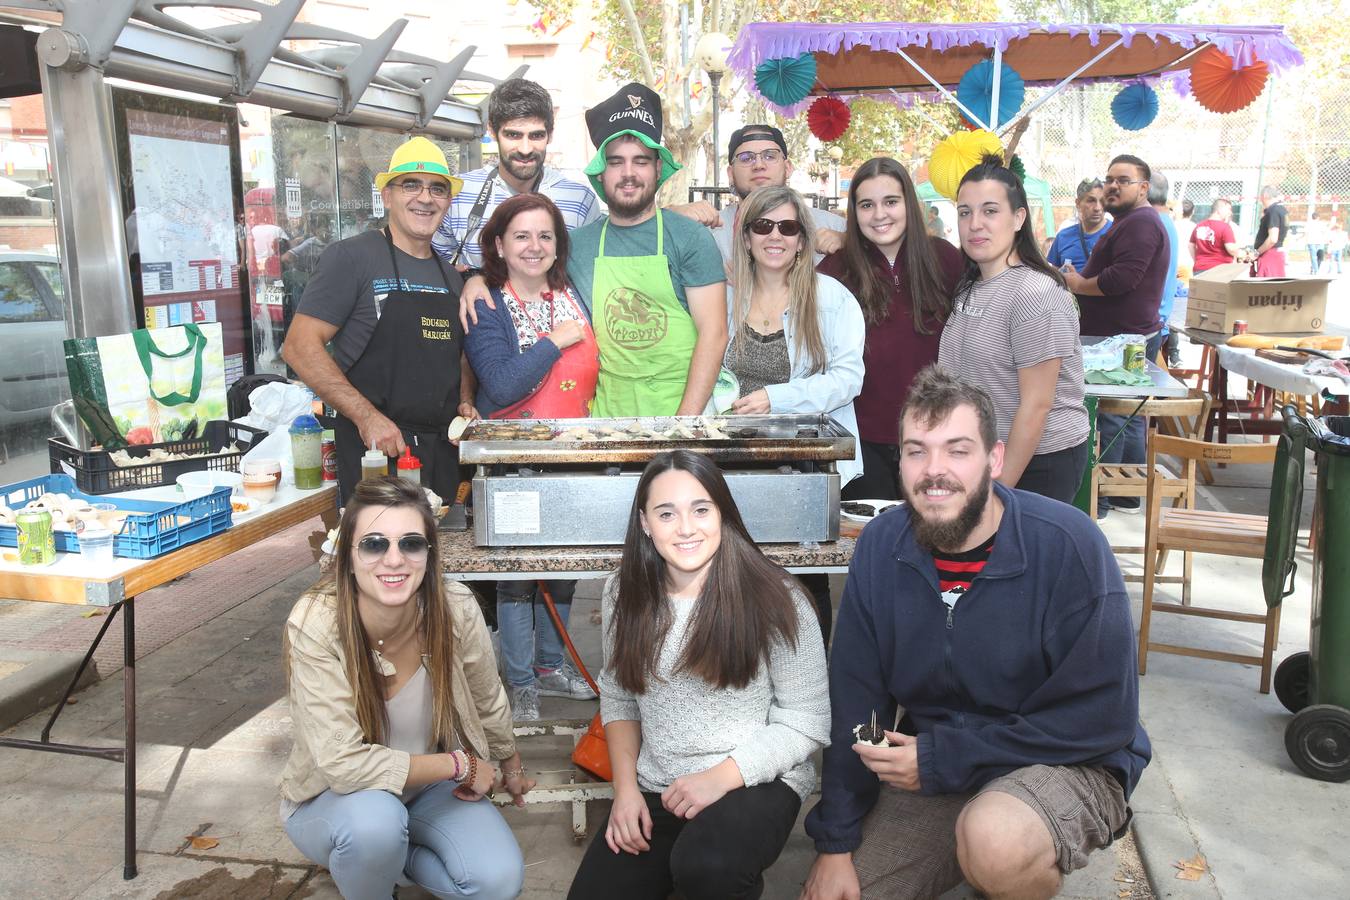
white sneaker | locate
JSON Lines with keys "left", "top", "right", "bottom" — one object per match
{"left": 508, "top": 683, "right": 540, "bottom": 721}
{"left": 535, "top": 665, "right": 597, "bottom": 700}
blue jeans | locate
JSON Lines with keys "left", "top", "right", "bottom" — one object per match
{"left": 497, "top": 579, "right": 576, "bottom": 688}
{"left": 1097, "top": 331, "right": 1166, "bottom": 512}
{"left": 285, "top": 782, "right": 524, "bottom": 900}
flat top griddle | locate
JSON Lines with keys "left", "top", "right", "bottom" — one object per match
{"left": 458, "top": 414, "right": 856, "bottom": 465}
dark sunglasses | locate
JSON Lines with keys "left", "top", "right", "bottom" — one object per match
{"left": 355, "top": 533, "right": 431, "bottom": 563}
{"left": 747, "top": 217, "right": 803, "bottom": 237}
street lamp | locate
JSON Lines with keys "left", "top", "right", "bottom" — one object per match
{"left": 828, "top": 145, "right": 844, "bottom": 204}
{"left": 694, "top": 32, "right": 733, "bottom": 208}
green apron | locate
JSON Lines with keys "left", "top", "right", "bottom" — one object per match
{"left": 591, "top": 210, "right": 698, "bottom": 417}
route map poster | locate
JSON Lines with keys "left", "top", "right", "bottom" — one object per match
{"left": 114, "top": 91, "right": 250, "bottom": 383}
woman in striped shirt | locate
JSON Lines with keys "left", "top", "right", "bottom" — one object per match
{"left": 938, "top": 156, "right": 1089, "bottom": 504}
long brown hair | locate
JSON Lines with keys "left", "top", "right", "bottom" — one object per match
{"left": 728, "top": 185, "right": 827, "bottom": 376}
{"left": 607, "top": 450, "right": 800, "bottom": 694}
{"left": 954, "top": 154, "right": 1067, "bottom": 301}
{"left": 838, "top": 157, "right": 951, "bottom": 332}
{"left": 285, "top": 477, "right": 455, "bottom": 750}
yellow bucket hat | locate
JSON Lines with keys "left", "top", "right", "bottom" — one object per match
{"left": 374, "top": 136, "right": 464, "bottom": 197}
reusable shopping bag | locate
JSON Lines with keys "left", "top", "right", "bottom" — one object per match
{"left": 64, "top": 323, "right": 228, "bottom": 450}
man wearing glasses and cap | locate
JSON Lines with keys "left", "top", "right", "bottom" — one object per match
{"left": 283, "top": 136, "right": 475, "bottom": 502}
{"left": 672, "top": 124, "right": 845, "bottom": 267}
{"left": 1047, "top": 178, "right": 1112, "bottom": 272}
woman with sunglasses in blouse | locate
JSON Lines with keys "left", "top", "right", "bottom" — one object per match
{"left": 280, "top": 477, "right": 531, "bottom": 899}
{"left": 722, "top": 185, "right": 864, "bottom": 645}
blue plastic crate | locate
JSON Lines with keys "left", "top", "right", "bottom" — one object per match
{"left": 0, "top": 474, "right": 233, "bottom": 560}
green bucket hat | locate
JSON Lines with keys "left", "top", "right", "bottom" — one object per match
{"left": 583, "top": 83, "right": 681, "bottom": 198}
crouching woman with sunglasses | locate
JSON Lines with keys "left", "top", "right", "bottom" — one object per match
{"left": 281, "top": 477, "right": 531, "bottom": 900}
{"left": 567, "top": 450, "right": 831, "bottom": 900}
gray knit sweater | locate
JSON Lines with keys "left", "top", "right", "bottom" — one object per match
{"left": 598, "top": 574, "right": 831, "bottom": 800}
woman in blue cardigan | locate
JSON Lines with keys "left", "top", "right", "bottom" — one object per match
{"left": 464, "top": 192, "right": 600, "bottom": 721}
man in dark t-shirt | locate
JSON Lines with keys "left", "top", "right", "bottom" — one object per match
{"left": 282, "top": 137, "right": 473, "bottom": 502}
{"left": 1254, "top": 186, "right": 1289, "bottom": 276}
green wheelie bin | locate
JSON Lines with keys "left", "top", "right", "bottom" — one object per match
{"left": 1273, "top": 411, "right": 1350, "bottom": 782}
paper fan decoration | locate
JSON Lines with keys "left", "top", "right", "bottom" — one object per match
{"left": 1190, "top": 46, "right": 1269, "bottom": 114}
{"left": 929, "top": 129, "right": 1003, "bottom": 201}
{"left": 754, "top": 52, "right": 817, "bottom": 107}
{"left": 807, "top": 97, "right": 851, "bottom": 142}
{"left": 956, "top": 60, "right": 1026, "bottom": 130}
{"left": 1111, "top": 82, "right": 1159, "bottom": 131}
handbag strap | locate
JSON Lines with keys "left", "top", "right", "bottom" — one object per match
{"left": 131, "top": 323, "right": 207, "bottom": 405}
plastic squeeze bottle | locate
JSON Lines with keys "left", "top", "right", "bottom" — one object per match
{"left": 396, "top": 447, "right": 423, "bottom": 485}
{"left": 361, "top": 449, "right": 388, "bottom": 481}
{"left": 289, "top": 414, "right": 324, "bottom": 489}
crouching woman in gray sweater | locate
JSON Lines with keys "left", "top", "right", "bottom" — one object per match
{"left": 567, "top": 450, "right": 831, "bottom": 900}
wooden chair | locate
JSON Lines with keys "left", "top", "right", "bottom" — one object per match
{"left": 1137, "top": 433, "right": 1294, "bottom": 693}
{"left": 1090, "top": 394, "right": 1212, "bottom": 570}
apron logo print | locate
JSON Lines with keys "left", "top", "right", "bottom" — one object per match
{"left": 559, "top": 379, "right": 577, "bottom": 391}
{"left": 603, "top": 287, "right": 668, "bottom": 350}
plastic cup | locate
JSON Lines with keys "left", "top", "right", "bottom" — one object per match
{"left": 79, "top": 527, "right": 115, "bottom": 564}
{"left": 242, "top": 475, "right": 278, "bottom": 504}
{"left": 243, "top": 458, "right": 283, "bottom": 487}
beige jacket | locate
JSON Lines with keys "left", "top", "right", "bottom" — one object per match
{"left": 279, "top": 579, "right": 515, "bottom": 804}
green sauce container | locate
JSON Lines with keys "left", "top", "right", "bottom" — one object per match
{"left": 289, "top": 414, "right": 324, "bottom": 489}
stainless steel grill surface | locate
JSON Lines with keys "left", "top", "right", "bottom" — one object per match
{"left": 462, "top": 415, "right": 854, "bottom": 547}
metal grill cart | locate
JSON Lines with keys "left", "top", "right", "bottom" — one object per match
{"left": 446, "top": 415, "right": 860, "bottom": 837}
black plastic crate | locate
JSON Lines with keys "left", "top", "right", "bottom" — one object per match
{"left": 49, "top": 421, "right": 267, "bottom": 495}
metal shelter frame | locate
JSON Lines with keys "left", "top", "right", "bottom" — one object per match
{"left": 0, "top": 0, "right": 521, "bottom": 344}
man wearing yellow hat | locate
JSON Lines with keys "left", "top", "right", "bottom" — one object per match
{"left": 283, "top": 136, "right": 475, "bottom": 502}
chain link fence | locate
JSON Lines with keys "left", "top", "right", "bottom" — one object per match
{"left": 1014, "top": 74, "right": 1350, "bottom": 269}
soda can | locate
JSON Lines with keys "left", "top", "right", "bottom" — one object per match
{"left": 320, "top": 429, "right": 338, "bottom": 481}
{"left": 16, "top": 510, "right": 56, "bottom": 566}
{"left": 1233, "top": 320, "right": 1249, "bottom": 335}
{"left": 1123, "top": 342, "right": 1147, "bottom": 375}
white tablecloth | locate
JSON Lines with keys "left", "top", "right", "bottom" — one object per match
{"left": 1217, "top": 346, "right": 1350, "bottom": 397}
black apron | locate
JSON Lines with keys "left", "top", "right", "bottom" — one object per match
{"left": 334, "top": 229, "right": 464, "bottom": 503}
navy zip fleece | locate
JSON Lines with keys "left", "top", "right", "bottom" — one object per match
{"left": 805, "top": 483, "right": 1151, "bottom": 854}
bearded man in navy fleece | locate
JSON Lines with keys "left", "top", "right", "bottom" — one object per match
{"left": 801, "top": 366, "right": 1149, "bottom": 900}
{"left": 1062, "top": 153, "right": 1169, "bottom": 516}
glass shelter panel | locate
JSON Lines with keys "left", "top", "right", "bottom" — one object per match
{"left": 0, "top": 92, "right": 66, "bottom": 480}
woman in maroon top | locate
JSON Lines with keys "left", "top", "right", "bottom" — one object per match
{"left": 817, "top": 157, "right": 962, "bottom": 500}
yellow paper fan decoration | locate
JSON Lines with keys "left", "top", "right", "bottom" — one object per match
{"left": 929, "top": 129, "right": 1003, "bottom": 201}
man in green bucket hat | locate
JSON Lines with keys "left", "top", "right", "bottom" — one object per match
{"left": 568, "top": 83, "right": 728, "bottom": 417}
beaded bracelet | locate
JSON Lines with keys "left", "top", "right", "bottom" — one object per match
{"left": 449, "top": 750, "right": 463, "bottom": 782}
{"left": 464, "top": 754, "right": 478, "bottom": 789}
{"left": 501, "top": 767, "right": 526, "bottom": 779}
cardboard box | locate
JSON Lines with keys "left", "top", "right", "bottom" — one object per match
{"left": 1186, "top": 263, "right": 1332, "bottom": 335}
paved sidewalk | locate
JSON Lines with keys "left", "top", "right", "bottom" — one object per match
{"left": 0, "top": 435, "right": 1343, "bottom": 898}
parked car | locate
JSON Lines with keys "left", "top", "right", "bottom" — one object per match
{"left": 0, "top": 251, "right": 69, "bottom": 427}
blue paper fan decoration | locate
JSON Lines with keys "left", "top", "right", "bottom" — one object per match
{"left": 956, "top": 60, "right": 1025, "bottom": 130}
{"left": 754, "top": 52, "right": 817, "bottom": 107}
{"left": 1111, "top": 82, "right": 1159, "bottom": 131}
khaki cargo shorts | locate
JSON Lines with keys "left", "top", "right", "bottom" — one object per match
{"left": 852, "top": 764, "right": 1129, "bottom": 899}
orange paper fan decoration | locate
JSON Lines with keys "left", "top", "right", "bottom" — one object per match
{"left": 1189, "top": 45, "right": 1269, "bottom": 114}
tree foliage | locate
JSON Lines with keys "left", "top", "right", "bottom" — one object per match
{"left": 529, "top": 0, "right": 998, "bottom": 201}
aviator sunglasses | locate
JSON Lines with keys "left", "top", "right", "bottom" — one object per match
{"left": 747, "top": 217, "right": 804, "bottom": 237}
{"left": 356, "top": 533, "right": 431, "bottom": 564}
